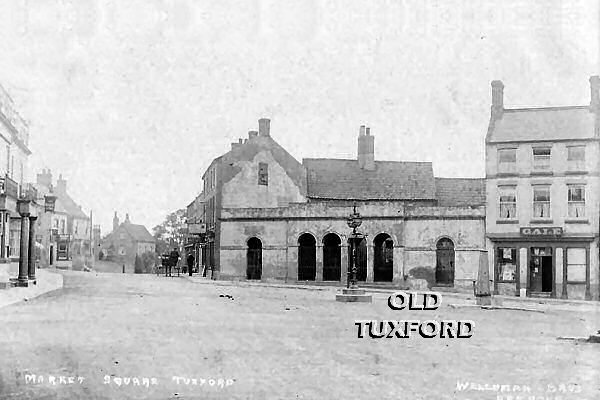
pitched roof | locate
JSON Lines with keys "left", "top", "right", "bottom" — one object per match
{"left": 488, "top": 106, "right": 597, "bottom": 143}
{"left": 122, "top": 223, "right": 155, "bottom": 243}
{"left": 303, "top": 158, "right": 436, "bottom": 200}
{"left": 56, "top": 191, "right": 89, "bottom": 219}
{"left": 435, "top": 178, "right": 485, "bottom": 206}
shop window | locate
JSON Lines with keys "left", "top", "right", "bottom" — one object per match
{"left": 498, "top": 186, "right": 517, "bottom": 219}
{"left": 567, "top": 185, "right": 585, "bottom": 218}
{"left": 566, "top": 248, "right": 586, "bottom": 283}
{"left": 567, "top": 146, "right": 585, "bottom": 171}
{"left": 532, "top": 186, "right": 551, "bottom": 219}
{"left": 258, "top": 162, "right": 268, "bottom": 186}
{"left": 496, "top": 247, "right": 517, "bottom": 282}
{"left": 532, "top": 147, "right": 551, "bottom": 171}
{"left": 497, "top": 149, "right": 516, "bottom": 174}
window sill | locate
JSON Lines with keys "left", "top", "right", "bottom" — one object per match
{"left": 530, "top": 170, "right": 553, "bottom": 176}
{"left": 496, "top": 219, "right": 519, "bottom": 224}
{"left": 565, "top": 170, "right": 588, "bottom": 175}
{"left": 496, "top": 280, "right": 517, "bottom": 284}
{"left": 497, "top": 172, "right": 518, "bottom": 177}
{"left": 565, "top": 219, "right": 589, "bottom": 224}
{"left": 529, "top": 219, "right": 554, "bottom": 224}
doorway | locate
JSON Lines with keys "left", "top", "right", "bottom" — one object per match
{"left": 298, "top": 233, "right": 316, "bottom": 281}
{"left": 50, "top": 245, "right": 54, "bottom": 265}
{"left": 529, "top": 247, "right": 553, "bottom": 293}
{"left": 374, "top": 234, "right": 393, "bottom": 282}
{"left": 322, "top": 233, "right": 341, "bottom": 281}
{"left": 435, "top": 238, "right": 455, "bottom": 286}
{"left": 246, "top": 237, "right": 262, "bottom": 280}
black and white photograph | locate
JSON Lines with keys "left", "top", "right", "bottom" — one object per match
{"left": 0, "top": 1, "right": 598, "bottom": 399}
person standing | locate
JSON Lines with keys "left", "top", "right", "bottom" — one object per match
{"left": 169, "top": 247, "right": 180, "bottom": 276}
{"left": 187, "top": 252, "right": 195, "bottom": 276}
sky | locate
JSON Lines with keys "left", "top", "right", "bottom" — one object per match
{"left": 0, "top": 0, "right": 597, "bottom": 234}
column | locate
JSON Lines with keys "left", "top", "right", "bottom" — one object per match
{"left": 341, "top": 242, "right": 348, "bottom": 285}
{"left": 366, "top": 243, "right": 374, "bottom": 283}
{"left": 315, "top": 244, "right": 323, "bottom": 281}
{"left": 28, "top": 216, "right": 37, "bottom": 281}
{"left": 0, "top": 211, "right": 4, "bottom": 259}
{"left": 585, "top": 247, "right": 591, "bottom": 300}
{"left": 555, "top": 247, "right": 563, "bottom": 299}
{"left": 561, "top": 247, "right": 568, "bottom": 299}
{"left": 518, "top": 247, "right": 528, "bottom": 297}
{"left": 392, "top": 246, "right": 404, "bottom": 284}
{"left": 17, "top": 209, "right": 30, "bottom": 285}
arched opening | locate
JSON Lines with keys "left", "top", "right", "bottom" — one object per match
{"left": 298, "top": 233, "right": 316, "bottom": 281}
{"left": 435, "top": 238, "right": 455, "bottom": 286}
{"left": 247, "top": 237, "right": 262, "bottom": 280}
{"left": 348, "top": 237, "right": 367, "bottom": 282}
{"left": 374, "top": 234, "right": 393, "bottom": 282}
{"left": 322, "top": 233, "right": 341, "bottom": 281}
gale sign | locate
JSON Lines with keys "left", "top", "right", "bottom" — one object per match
{"left": 520, "top": 227, "right": 563, "bottom": 237}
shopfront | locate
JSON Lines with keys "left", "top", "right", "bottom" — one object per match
{"left": 490, "top": 227, "right": 593, "bottom": 300}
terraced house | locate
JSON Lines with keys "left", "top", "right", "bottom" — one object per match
{"left": 188, "top": 119, "right": 486, "bottom": 291}
{"left": 485, "top": 76, "right": 600, "bottom": 300}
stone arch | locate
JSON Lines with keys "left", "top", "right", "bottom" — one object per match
{"left": 246, "top": 237, "right": 262, "bottom": 280}
{"left": 373, "top": 233, "right": 393, "bottom": 282}
{"left": 297, "top": 233, "right": 316, "bottom": 281}
{"left": 322, "top": 233, "right": 341, "bottom": 281}
{"left": 435, "top": 237, "right": 455, "bottom": 286}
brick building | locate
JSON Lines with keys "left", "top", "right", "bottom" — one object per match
{"left": 101, "top": 213, "right": 155, "bottom": 266}
{"left": 189, "top": 119, "right": 485, "bottom": 290}
{"left": 486, "top": 76, "right": 600, "bottom": 300}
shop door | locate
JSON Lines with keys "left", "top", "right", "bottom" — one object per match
{"left": 529, "top": 247, "right": 553, "bottom": 293}
{"left": 246, "top": 237, "right": 262, "bottom": 280}
{"left": 436, "top": 238, "right": 455, "bottom": 286}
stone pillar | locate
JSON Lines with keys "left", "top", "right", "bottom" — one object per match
{"left": 518, "top": 247, "right": 528, "bottom": 297}
{"left": 341, "top": 242, "right": 348, "bottom": 285}
{"left": 28, "top": 216, "right": 37, "bottom": 281}
{"left": 315, "top": 244, "right": 323, "bottom": 281}
{"left": 555, "top": 247, "right": 563, "bottom": 299}
{"left": 562, "top": 247, "right": 568, "bottom": 299}
{"left": 366, "top": 244, "right": 374, "bottom": 283}
{"left": 17, "top": 205, "right": 31, "bottom": 285}
{"left": 392, "top": 246, "right": 404, "bottom": 284}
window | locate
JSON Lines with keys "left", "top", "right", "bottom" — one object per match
{"left": 496, "top": 247, "right": 516, "bottom": 282}
{"left": 60, "top": 220, "right": 65, "bottom": 234}
{"left": 119, "top": 247, "right": 126, "bottom": 255}
{"left": 566, "top": 248, "right": 586, "bottom": 282}
{"left": 497, "top": 149, "right": 516, "bottom": 174}
{"left": 567, "top": 185, "right": 585, "bottom": 218}
{"left": 532, "top": 186, "right": 551, "bottom": 218}
{"left": 119, "top": 233, "right": 125, "bottom": 240}
{"left": 532, "top": 147, "right": 551, "bottom": 171}
{"left": 258, "top": 162, "right": 268, "bottom": 185}
{"left": 567, "top": 146, "right": 585, "bottom": 171}
{"left": 498, "top": 186, "right": 517, "bottom": 219}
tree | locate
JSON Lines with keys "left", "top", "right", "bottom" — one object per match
{"left": 152, "top": 209, "right": 187, "bottom": 254}
{"left": 141, "top": 251, "right": 157, "bottom": 273}
{"left": 134, "top": 254, "right": 143, "bottom": 274}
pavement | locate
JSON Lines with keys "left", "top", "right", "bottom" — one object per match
{"left": 0, "top": 268, "right": 64, "bottom": 310}
{"left": 0, "top": 270, "right": 598, "bottom": 399}
{"left": 180, "top": 274, "right": 600, "bottom": 313}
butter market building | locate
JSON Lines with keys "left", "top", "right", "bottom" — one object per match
{"left": 190, "top": 119, "right": 486, "bottom": 290}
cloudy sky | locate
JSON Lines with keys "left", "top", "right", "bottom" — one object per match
{"left": 0, "top": 0, "right": 597, "bottom": 233}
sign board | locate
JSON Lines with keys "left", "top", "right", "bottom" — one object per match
{"left": 188, "top": 223, "right": 206, "bottom": 234}
{"left": 520, "top": 227, "right": 563, "bottom": 237}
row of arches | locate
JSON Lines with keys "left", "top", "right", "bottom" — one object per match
{"left": 246, "top": 234, "right": 456, "bottom": 284}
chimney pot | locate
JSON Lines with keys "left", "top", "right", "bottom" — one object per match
{"left": 359, "top": 125, "right": 366, "bottom": 136}
{"left": 238, "top": 138, "right": 243, "bottom": 144}
{"left": 258, "top": 118, "right": 270, "bottom": 137}
{"left": 366, "top": 127, "right": 370, "bottom": 136}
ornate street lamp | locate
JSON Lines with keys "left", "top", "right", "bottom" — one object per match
{"left": 346, "top": 203, "right": 364, "bottom": 289}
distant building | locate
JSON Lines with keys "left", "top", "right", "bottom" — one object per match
{"left": 485, "top": 76, "right": 600, "bottom": 300}
{"left": 101, "top": 213, "right": 155, "bottom": 265}
{"left": 187, "top": 118, "right": 485, "bottom": 291}
{"left": 33, "top": 170, "right": 91, "bottom": 268}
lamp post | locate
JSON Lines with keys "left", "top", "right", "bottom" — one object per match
{"left": 336, "top": 204, "right": 372, "bottom": 303}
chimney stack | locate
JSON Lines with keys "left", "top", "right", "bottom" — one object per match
{"left": 56, "top": 173, "right": 67, "bottom": 194}
{"left": 258, "top": 118, "right": 270, "bottom": 137}
{"left": 357, "top": 125, "right": 375, "bottom": 171}
{"left": 491, "top": 80, "right": 504, "bottom": 119}
{"left": 248, "top": 130, "right": 258, "bottom": 140}
{"left": 125, "top": 213, "right": 130, "bottom": 224}
{"left": 36, "top": 168, "right": 53, "bottom": 188}
{"left": 590, "top": 75, "right": 599, "bottom": 110}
